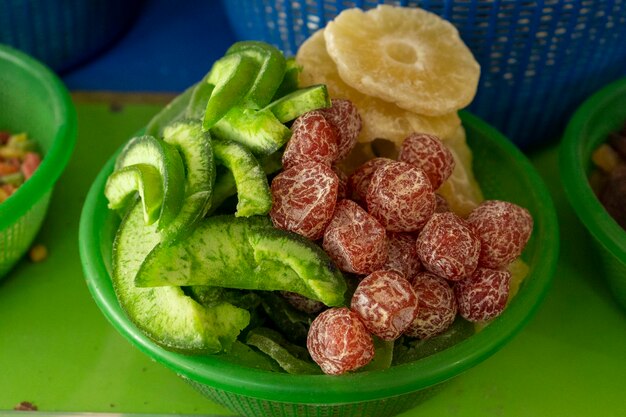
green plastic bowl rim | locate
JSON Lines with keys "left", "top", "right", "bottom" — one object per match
{"left": 0, "top": 44, "right": 77, "bottom": 230}
{"left": 559, "top": 76, "right": 626, "bottom": 265}
{"left": 79, "top": 111, "right": 559, "bottom": 405}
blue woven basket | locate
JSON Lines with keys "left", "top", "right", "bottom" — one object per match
{"left": 0, "top": 0, "right": 145, "bottom": 73}
{"left": 221, "top": 0, "right": 626, "bottom": 149}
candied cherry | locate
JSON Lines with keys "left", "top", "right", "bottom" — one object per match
{"left": 347, "top": 157, "right": 393, "bottom": 205}
{"left": 398, "top": 132, "right": 455, "bottom": 190}
{"left": 320, "top": 98, "right": 362, "bottom": 161}
{"left": 416, "top": 212, "right": 481, "bottom": 281}
{"left": 322, "top": 199, "right": 388, "bottom": 275}
{"left": 366, "top": 161, "right": 436, "bottom": 232}
{"left": 351, "top": 270, "right": 420, "bottom": 341}
{"left": 467, "top": 200, "right": 533, "bottom": 269}
{"left": 405, "top": 272, "right": 457, "bottom": 339}
{"left": 307, "top": 307, "right": 374, "bottom": 375}
{"left": 455, "top": 267, "right": 511, "bottom": 322}
{"left": 282, "top": 111, "right": 338, "bottom": 170}
{"left": 383, "top": 232, "right": 422, "bottom": 279}
{"left": 269, "top": 161, "right": 338, "bottom": 240}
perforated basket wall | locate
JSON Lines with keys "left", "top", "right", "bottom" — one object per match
{"left": 185, "top": 377, "right": 444, "bottom": 417}
{"left": 0, "top": 190, "right": 51, "bottom": 277}
{"left": 221, "top": 0, "right": 626, "bottom": 148}
{"left": 0, "top": 0, "right": 145, "bottom": 72}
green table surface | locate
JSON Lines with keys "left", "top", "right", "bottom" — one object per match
{"left": 1, "top": 96, "right": 625, "bottom": 416}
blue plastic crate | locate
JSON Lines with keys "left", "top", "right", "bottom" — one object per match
{"left": 0, "top": 0, "right": 145, "bottom": 73}
{"left": 221, "top": 0, "right": 626, "bottom": 148}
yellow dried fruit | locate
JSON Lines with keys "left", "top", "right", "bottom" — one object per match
{"left": 507, "top": 258, "right": 530, "bottom": 303}
{"left": 324, "top": 5, "right": 480, "bottom": 116}
{"left": 592, "top": 143, "right": 622, "bottom": 174}
{"left": 437, "top": 125, "right": 484, "bottom": 217}
{"left": 297, "top": 29, "right": 461, "bottom": 146}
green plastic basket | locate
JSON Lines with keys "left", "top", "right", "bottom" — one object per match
{"left": 560, "top": 77, "right": 626, "bottom": 311}
{"left": 0, "top": 44, "right": 77, "bottom": 278}
{"left": 79, "top": 112, "right": 558, "bottom": 417}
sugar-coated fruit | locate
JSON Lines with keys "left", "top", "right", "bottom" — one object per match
{"left": 270, "top": 161, "right": 339, "bottom": 240}
{"left": 405, "top": 272, "right": 457, "bottom": 339}
{"left": 467, "top": 200, "right": 533, "bottom": 269}
{"left": 322, "top": 199, "right": 388, "bottom": 275}
{"left": 351, "top": 270, "right": 420, "bottom": 341}
{"left": 416, "top": 212, "right": 481, "bottom": 281}
{"left": 307, "top": 307, "right": 374, "bottom": 375}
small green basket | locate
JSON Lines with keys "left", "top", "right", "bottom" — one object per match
{"left": 79, "top": 111, "right": 558, "bottom": 417}
{"left": 0, "top": 44, "right": 77, "bottom": 278}
{"left": 560, "top": 77, "right": 626, "bottom": 311}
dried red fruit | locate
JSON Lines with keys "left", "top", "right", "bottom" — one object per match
{"left": 281, "top": 291, "right": 326, "bottom": 315}
{"left": 322, "top": 199, "right": 387, "bottom": 275}
{"left": 383, "top": 232, "right": 422, "bottom": 279}
{"left": 307, "top": 307, "right": 374, "bottom": 375}
{"left": 333, "top": 165, "right": 349, "bottom": 199}
{"left": 416, "top": 212, "right": 481, "bottom": 281}
{"left": 282, "top": 111, "right": 339, "bottom": 170}
{"left": 467, "top": 200, "right": 533, "bottom": 268}
{"left": 351, "top": 270, "right": 420, "bottom": 341}
{"left": 398, "top": 133, "right": 455, "bottom": 190}
{"left": 366, "top": 161, "right": 436, "bottom": 232}
{"left": 405, "top": 272, "right": 457, "bottom": 339}
{"left": 270, "top": 161, "right": 339, "bottom": 240}
{"left": 455, "top": 267, "right": 511, "bottom": 322}
{"left": 347, "top": 157, "right": 394, "bottom": 204}
{"left": 320, "top": 99, "right": 362, "bottom": 161}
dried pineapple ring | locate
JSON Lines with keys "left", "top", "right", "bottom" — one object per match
{"left": 324, "top": 5, "right": 480, "bottom": 117}
{"left": 438, "top": 125, "right": 484, "bottom": 217}
{"left": 358, "top": 101, "right": 460, "bottom": 146}
{"left": 296, "top": 30, "right": 460, "bottom": 145}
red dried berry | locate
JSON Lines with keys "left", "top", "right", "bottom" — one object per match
{"left": 416, "top": 212, "right": 481, "bottom": 281}
{"left": 280, "top": 291, "right": 326, "bottom": 315}
{"left": 322, "top": 199, "right": 387, "bottom": 275}
{"left": 333, "top": 165, "right": 349, "bottom": 199}
{"left": 405, "top": 272, "right": 457, "bottom": 339}
{"left": 307, "top": 307, "right": 374, "bottom": 375}
{"left": 467, "top": 200, "right": 533, "bottom": 269}
{"left": 435, "top": 194, "right": 450, "bottom": 213}
{"left": 282, "top": 111, "right": 339, "bottom": 170}
{"left": 383, "top": 232, "right": 422, "bottom": 279}
{"left": 270, "top": 161, "right": 339, "bottom": 240}
{"left": 347, "top": 157, "right": 394, "bottom": 205}
{"left": 398, "top": 133, "right": 455, "bottom": 190}
{"left": 455, "top": 267, "right": 511, "bottom": 322}
{"left": 351, "top": 270, "right": 420, "bottom": 341}
{"left": 319, "top": 99, "right": 362, "bottom": 161}
{"left": 366, "top": 161, "right": 436, "bottom": 232}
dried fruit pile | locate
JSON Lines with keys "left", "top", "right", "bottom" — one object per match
{"left": 104, "top": 5, "right": 536, "bottom": 377}
{"left": 268, "top": 100, "right": 533, "bottom": 374}
{"left": 296, "top": 5, "right": 484, "bottom": 218}
{"left": 265, "top": 5, "right": 533, "bottom": 375}
{"left": 0, "top": 131, "right": 41, "bottom": 203}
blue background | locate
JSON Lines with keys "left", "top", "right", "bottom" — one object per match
{"left": 62, "top": 0, "right": 236, "bottom": 92}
